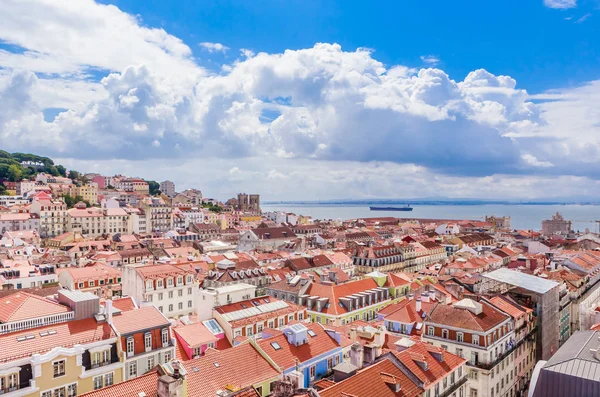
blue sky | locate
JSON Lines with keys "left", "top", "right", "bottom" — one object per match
{"left": 1, "top": 0, "right": 600, "bottom": 200}
{"left": 101, "top": 0, "right": 600, "bottom": 92}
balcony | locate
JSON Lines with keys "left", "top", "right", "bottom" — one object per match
{"left": 469, "top": 327, "right": 536, "bottom": 371}
{"left": 440, "top": 376, "right": 468, "bottom": 397}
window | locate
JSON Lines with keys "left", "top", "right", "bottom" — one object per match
{"left": 7, "top": 373, "right": 17, "bottom": 389}
{"left": 158, "top": 293, "right": 163, "bottom": 300}
{"left": 148, "top": 356, "right": 155, "bottom": 369}
{"left": 451, "top": 371, "right": 455, "bottom": 384}
{"left": 178, "top": 289, "right": 183, "bottom": 297}
{"left": 456, "top": 348, "right": 463, "bottom": 358}
{"left": 187, "top": 275, "right": 193, "bottom": 284}
{"left": 67, "top": 384, "right": 77, "bottom": 397}
{"left": 188, "top": 287, "right": 193, "bottom": 295}
{"left": 443, "top": 377, "right": 448, "bottom": 389}
{"left": 104, "top": 373, "right": 113, "bottom": 387}
{"left": 162, "top": 328, "right": 169, "bottom": 346}
{"left": 473, "top": 335, "right": 479, "bottom": 345}
{"left": 327, "top": 357, "right": 333, "bottom": 370}
{"left": 310, "top": 365, "right": 316, "bottom": 380}
{"left": 279, "top": 318, "right": 284, "bottom": 327}
{"left": 53, "top": 360, "right": 65, "bottom": 377}
{"left": 428, "top": 326, "right": 434, "bottom": 336}
{"left": 93, "top": 375, "right": 103, "bottom": 390}
{"left": 168, "top": 304, "right": 173, "bottom": 312}
{"left": 188, "top": 300, "right": 193, "bottom": 308}
{"left": 442, "top": 329, "right": 449, "bottom": 339}
{"left": 164, "top": 351, "right": 172, "bottom": 362}
{"left": 145, "top": 333, "right": 152, "bottom": 350}
{"left": 78, "top": 283, "right": 84, "bottom": 289}
{"left": 457, "top": 332, "right": 464, "bottom": 342}
{"left": 177, "top": 276, "right": 183, "bottom": 285}
{"left": 89, "top": 281, "right": 95, "bottom": 287}
{"left": 168, "top": 291, "right": 173, "bottom": 299}
{"left": 157, "top": 280, "right": 163, "bottom": 288}
{"left": 247, "top": 326, "right": 254, "bottom": 336}
{"left": 127, "top": 337, "right": 134, "bottom": 354}
{"left": 129, "top": 362, "right": 137, "bottom": 377}
{"left": 158, "top": 306, "right": 163, "bottom": 312}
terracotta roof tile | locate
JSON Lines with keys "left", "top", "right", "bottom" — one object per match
{"left": 0, "top": 292, "right": 71, "bottom": 323}
{"left": 0, "top": 317, "right": 115, "bottom": 362}
{"left": 184, "top": 342, "right": 279, "bottom": 397}
{"left": 319, "top": 358, "right": 422, "bottom": 397}
{"left": 111, "top": 306, "right": 170, "bottom": 335}
{"left": 80, "top": 369, "right": 159, "bottom": 397}
{"left": 174, "top": 322, "right": 219, "bottom": 348}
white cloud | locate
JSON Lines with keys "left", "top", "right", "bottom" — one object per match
{"left": 1, "top": 0, "right": 600, "bottom": 199}
{"left": 420, "top": 55, "right": 440, "bottom": 65}
{"left": 521, "top": 153, "right": 553, "bottom": 168}
{"left": 199, "top": 42, "right": 230, "bottom": 53}
{"left": 575, "top": 13, "right": 591, "bottom": 23}
{"left": 544, "top": 0, "right": 577, "bottom": 9}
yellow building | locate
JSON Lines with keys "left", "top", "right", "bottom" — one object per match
{"left": 71, "top": 183, "right": 99, "bottom": 205}
{"left": 0, "top": 318, "right": 123, "bottom": 397}
{"left": 240, "top": 215, "right": 262, "bottom": 223}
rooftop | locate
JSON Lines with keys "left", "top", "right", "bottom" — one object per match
{"left": 483, "top": 267, "right": 559, "bottom": 294}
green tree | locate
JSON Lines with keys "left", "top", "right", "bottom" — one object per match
{"left": 68, "top": 170, "right": 80, "bottom": 181}
{"left": 56, "top": 165, "right": 67, "bottom": 177}
{"left": 0, "top": 183, "right": 7, "bottom": 195}
{"left": 146, "top": 180, "right": 161, "bottom": 196}
{"left": 7, "top": 164, "right": 23, "bottom": 182}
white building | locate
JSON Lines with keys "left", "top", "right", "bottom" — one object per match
{"left": 121, "top": 264, "right": 198, "bottom": 318}
{"left": 424, "top": 298, "right": 520, "bottom": 397}
{"left": 196, "top": 283, "right": 257, "bottom": 321}
{"left": 67, "top": 203, "right": 131, "bottom": 237}
{"left": 0, "top": 195, "right": 29, "bottom": 206}
{"left": 159, "top": 180, "right": 176, "bottom": 198}
{"left": 30, "top": 193, "right": 68, "bottom": 238}
{"left": 0, "top": 213, "right": 40, "bottom": 234}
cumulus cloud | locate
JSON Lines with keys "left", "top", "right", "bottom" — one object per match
{"left": 199, "top": 42, "right": 230, "bottom": 53}
{"left": 0, "top": 0, "right": 599, "bottom": 199}
{"left": 544, "top": 0, "right": 577, "bottom": 9}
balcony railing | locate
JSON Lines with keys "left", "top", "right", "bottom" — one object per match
{"left": 440, "top": 376, "right": 468, "bottom": 397}
{"left": 469, "top": 327, "right": 536, "bottom": 371}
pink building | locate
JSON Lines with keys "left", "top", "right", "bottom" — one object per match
{"left": 92, "top": 175, "right": 106, "bottom": 189}
{"left": 173, "top": 319, "right": 225, "bottom": 360}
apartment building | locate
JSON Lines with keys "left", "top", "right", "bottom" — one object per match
{"left": 0, "top": 212, "right": 40, "bottom": 233}
{"left": 423, "top": 298, "right": 523, "bottom": 397}
{"left": 58, "top": 263, "right": 122, "bottom": 298}
{"left": 122, "top": 264, "right": 197, "bottom": 318}
{"left": 159, "top": 180, "right": 175, "bottom": 198}
{"left": 30, "top": 193, "right": 68, "bottom": 238}
{"left": 138, "top": 197, "right": 172, "bottom": 233}
{"left": 67, "top": 203, "right": 130, "bottom": 237}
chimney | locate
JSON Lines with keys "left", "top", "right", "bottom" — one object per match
{"left": 415, "top": 298, "right": 422, "bottom": 313}
{"left": 157, "top": 361, "right": 185, "bottom": 397}
{"left": 349, "top": 327, "right": 358, "bottom": 342}
{"left": 106, "top": 299, "right": 113, "bottom": 325}
{"left": 421, "top": 292, "right": 430, "bottom": 303}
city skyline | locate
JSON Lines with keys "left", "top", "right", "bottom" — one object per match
{"left": 1, "top": 0, "right": 600, "bottom": 200}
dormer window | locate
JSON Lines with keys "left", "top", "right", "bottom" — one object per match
{"left": 126, "top": 337, "right": 134, "bottom": 355}
{"left": 146, "top": 280, "right": 153, "bottom": 290}
{"left": 144, "top": 332, "right": 152, "bottom": 351}
{"left": 157, "top": 280, "right": 163, "bottom": 288}
{"left": 457, "top": 332, "right": 464, "bottom": 343}
{"left": 177, "top": 276, "right": 183, "bottom": 285}
{"left": 161, "top": 328, "right": 169, "bottom": 347}
{"left": 442, "top": 329, "right": 449, "bottom": 339}
{"left": 167, "top": 278, "right": 173, "bottom": 287}
{"left": 186, "top": 275, "right": 193, "bottom": 284}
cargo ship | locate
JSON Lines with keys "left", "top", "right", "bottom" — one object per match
{"left": 369, "top": 205, "right": 413, "bottom": 211}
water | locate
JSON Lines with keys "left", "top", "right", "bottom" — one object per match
{"left": 261, "top": 204, "right": 600, "bottom": 232}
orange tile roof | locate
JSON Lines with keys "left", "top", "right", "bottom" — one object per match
{"left": 184, "top": 342, "right": 279, "bottom": 397}
{"left": 427, "top": 300, "right": 509, "bottom": 332}
{"left": 135, "top": 263, "right": 194, "bottom": 280}
{"left": 392, "top": 342, "right": 466, "bottom": 389}
{"left": 111, "top": 306, "right": 170, "bottom": 335}
{"left": 174, "top": 322, "right": 219, "bottom": 348}
{"left": 0, "top": 292, "right": 71, "bottom": 323}
{"left": 257, "top": 322, "right": 341, "bottom": 369}
{"left": 63, "top": 263, "right": 121, "bottom": 282}
{"left": 110, "top": 296, "right": 137, "bottom": 312}
{"left": 0, "top": 317, "right": 115, "bottom": 362}
{"left": 305, "top": 278, "right": 382, "bottom": 315}
{"left": 319, "top": 358, "right": 422, "bottom": 397}
{"left": 80, "top": 369, "right": 159, "bottom": 397}
{"left": 489, "top": 295, "right": 531, "bottom": 320}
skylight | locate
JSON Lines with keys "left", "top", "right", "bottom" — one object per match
{"left": 271, "top": 342, "right": 282, "bottom": 350}
{"left": 307, "top": 330, "right": 316, "bottom": 337}
{"left": 214, "top": 362, "right": 220, "bottom": 367}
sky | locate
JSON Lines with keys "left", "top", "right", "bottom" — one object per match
{"left": 1, "top": 0, "right": 600, "bottom": 201}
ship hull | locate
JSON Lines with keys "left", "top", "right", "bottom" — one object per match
{"left": 369, "top": 207, "right": 413, "bottom": 211}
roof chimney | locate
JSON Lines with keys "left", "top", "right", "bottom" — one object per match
{"left": 415, "top": 298, "right": 422, "bottom": 313}
{"left": 106, "top": 299, "right": 113, "bottom": 325}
